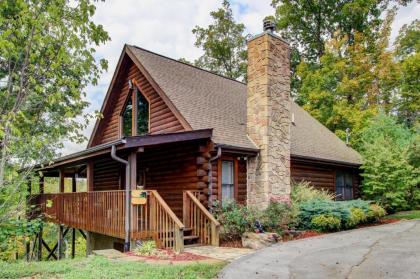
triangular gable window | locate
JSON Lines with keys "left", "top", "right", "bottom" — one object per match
{"left": 121, "top": 84, "right": 149, "bottom": 137}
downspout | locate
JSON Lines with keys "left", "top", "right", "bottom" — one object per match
{"left": 208, "top": 147, "right": 221, "bottom": 206}
{"left": 111, "top": 144, "right": 131, "bottom": 252}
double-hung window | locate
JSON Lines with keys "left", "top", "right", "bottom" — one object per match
{"left": 336, "top": 171, "right": 353, "bottom": 200}
{"left": 221, "top": 160, "right": 234, "bottom": 204}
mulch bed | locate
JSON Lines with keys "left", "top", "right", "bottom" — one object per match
{"left": 220, "top": 239, "right": 243, "bottom": 248}
{"left": 126, "top": 249, "right": 210, "bottom": 261}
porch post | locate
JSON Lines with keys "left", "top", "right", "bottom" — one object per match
{"left": 25, "top": 178, "right": 32, "bottom": 261}
{"left": 87, "top": 162, "right": 94, "bottom": 192}
{"left": 128, "top": 151, "right": 137, "bottom": 249}
{"left": 57, "top": 170, "right": 65, "bottom": 259}
{"left": 37, "top": 174, "right": 44, "bottom": 261}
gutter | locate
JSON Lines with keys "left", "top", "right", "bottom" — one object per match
{"left": 208, "top": 147, "right": 221, "bottom": 206}
{"left": 111, "top": 144, "right": 131, "bottom": 252}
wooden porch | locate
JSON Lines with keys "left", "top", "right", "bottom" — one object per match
{"left": 29, "top": 189, "right": 219, "bottom": 253}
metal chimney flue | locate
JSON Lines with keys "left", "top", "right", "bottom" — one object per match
{"left": 263, "top": 18, "right": 275, "bottom": 33}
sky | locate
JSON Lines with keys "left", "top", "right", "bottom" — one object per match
{"left": 61, "top": 0, "right": 420, "bottom": 155}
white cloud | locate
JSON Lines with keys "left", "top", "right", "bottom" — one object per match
{"left": 60, "top": 0, "right": 420, "bottom": 155}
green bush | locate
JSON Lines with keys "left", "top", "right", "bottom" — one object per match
{"left": 311, "top": 215, "right": 341, "bottom": 232}
{"left": 291, "top": 181, "right": 335, "bottom": 204}
{"left": 346, "top": 208, "right": 367, "bottom": 228}
{"left": 260, "top": 201, "right": 292, "bottom": 234}
{"left": 134, "top": 240, "right": 157, "bottom": 256}
{"left": 359, "top": 114, "right": 420, "bottom": 212}
{"left": 298, "top": 199, "right": 372, "bottom": 230}
{"left": 213, "top": 201, "right": 261, "bottom": 241}
{"left": 213, "top": 200, "right": 293, "bottom": 240}
{"left": 367, "top": 204, "right": 386, "bottom": 222}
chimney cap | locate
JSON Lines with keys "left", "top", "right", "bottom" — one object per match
{"left": 263, "top": 18, "right": 275, "bottom": 33}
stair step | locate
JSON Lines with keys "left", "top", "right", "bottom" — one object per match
{"left": 184, "top": 227, "right": 192, "bottom": 232}
{"left": 184, "top": 243, "right": 203, "bottom": 248}
{"left": 183, "top": 235, "right": 199, "bottom": 240}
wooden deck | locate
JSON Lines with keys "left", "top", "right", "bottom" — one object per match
{"left": 30, "top": 190, "right": 219, "bottom": 252}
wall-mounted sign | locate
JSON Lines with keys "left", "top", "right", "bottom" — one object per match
{"left": 132, "top": 190, "right": 147, "bottom": 205}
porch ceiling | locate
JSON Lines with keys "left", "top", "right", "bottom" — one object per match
{"left": 36, "top": 129, "right": 213, "bottom": 172}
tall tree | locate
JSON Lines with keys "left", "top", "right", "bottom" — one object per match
{"left": 0, "top": 0, "right": 109, "bottom": 222}
{"left": 359, "top": 114, "right": 419, "bottom": 212}
{"left": 271, "top": 0, "right": 411, "bottom": 95}
{"left": 296, "top": 11, "right": 399, "bottom": 146}
{"left": 186, "top": 0, "right": 247, "bottom": 81}
{"left": 394, "top": 19, "right": 420, "bottom": 127}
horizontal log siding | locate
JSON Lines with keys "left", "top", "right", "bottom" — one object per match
{"left": 291, "top": 162, "right": 336, "bottom": 193}
{"left": 91, "top": 57, "right": 185, "bottom": 146}
{"left": 291, "top": 160, "right": 361, "bottom": 198}
{"left": 138, "top": 141, "right": 210, "bottom": 218}
{"left": 93, "top": 157, "right": 121, "bottom": 191}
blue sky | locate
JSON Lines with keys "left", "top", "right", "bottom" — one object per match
{"left": 61, "top": 0, "right": 420, "bottom": 155}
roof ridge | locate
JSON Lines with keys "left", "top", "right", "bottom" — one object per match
{"left": 128, "top": 44, "right": 246, "bottom": 86}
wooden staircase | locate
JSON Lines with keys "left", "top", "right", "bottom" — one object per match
{"left": 183, "top": 227, "right": 199, "bottom": 246}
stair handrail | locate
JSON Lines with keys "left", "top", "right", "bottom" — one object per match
{"left": 149, "top": 190, "right": 185, "bottom": 229}
{"left": 183, "top": 191, "right": 220, "bottom": 246}
{"left": 148, "top": 190, "right": 185, "bottom": 252}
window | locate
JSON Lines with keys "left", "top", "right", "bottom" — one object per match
{"left": 122, "top": 97, "right": 133, "bottom": 137}
{"left": 221, "top": 160, "right": 234, "bottom": 203}
{"left": 336, "top": 171, "right": 353, "bottom": 200}
{"left": 136, "top": 91, "right": 149, "bottom": 135}
{"left": 121, "top": 87, "right": 149, "bottom": 137}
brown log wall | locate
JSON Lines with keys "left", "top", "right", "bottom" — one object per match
{"left": 138, "top": 140, "right": 211, "bottom": 217}
{"left": 91, "top": 56, "right": 185, "bottom": 146}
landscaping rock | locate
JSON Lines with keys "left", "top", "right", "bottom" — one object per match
{"left": 241, "top": 232, "right": 279, "bottom": 249}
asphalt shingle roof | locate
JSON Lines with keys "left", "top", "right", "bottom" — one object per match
{"left": 128, "top": 45, "right": 362, "bottom": 165}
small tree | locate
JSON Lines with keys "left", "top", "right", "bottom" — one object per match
{"left": 359, "top": 114, "right": 419, "bottom": 212}
{"left": 183, "top": 0, "right": 247, "bottom": 81}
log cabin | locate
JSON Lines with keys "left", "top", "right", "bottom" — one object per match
{"left": 29, "top": 20, "right": 362, "bottom": 256}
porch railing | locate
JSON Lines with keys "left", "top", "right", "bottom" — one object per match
{"left": 183, "top": 191, "right": 220, "bottom": 246}
{"left": 30, "top": 190, "right": 185, "bottom": 252}
{"left": 132, "top": 190, "right": 184, "bottom": 252}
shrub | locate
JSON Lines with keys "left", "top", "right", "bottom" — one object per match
{"left": 213, "top": 200, "right": 293, "bottom": 240}
{"left": 346, "top": 208, "right": 367, "bottom": 228}
{"left": 260, "top": 201, "right": 292, "bottom": 234}
{"left": 298, "top": 199, "right": 373, "bottom": 230}
{"left": 311, "top": 215, "right": 341, "bottom": 232}
{"left": 291, "top": 181, "right": 335, "bottom": 204}
{"left": 213, "top": 201, "right": 261, "bottom": 241}
{"left": 367, "top": 204, "right": 386, "bottom": 222}
{"left": 134, "top": 240, "right": 157, "bottom": 256}
{"left": 359, "top": 114, "right": 419, "bottom": 212}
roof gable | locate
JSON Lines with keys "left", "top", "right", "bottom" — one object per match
{"left": 88, "top": 46, "right": 190, "bottom": 147}
{"left": 128, "top": 45, "right": 362, "bottom": 165}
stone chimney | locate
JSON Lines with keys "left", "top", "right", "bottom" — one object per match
{"left": 246, "top": 19, "right": 291, "bottom": 208}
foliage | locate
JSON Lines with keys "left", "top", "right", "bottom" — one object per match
{"left": 359, "top": 114, "right": 420, "bottom": 212}
{"left": 0, "top": 0, "right": 108, "bottom": 257}
{"left": 346, "top": 208, "right": 367, "bottom": 228}
{"left": 213, "top": 201, "right": 261, "bottom": 240}
{"left": 260, "top": 201, "right": 293, "bottom": 234}
{"left": 291, "top": 181, "right": 335, "bottom": 204}
{"left": 213, "top": 200, "right": 293, "bottom": 240}
{"left": 0, "top": 218, "right": 42, "bottom": 261}
{"left": 384, "top": 210, "right": 420, "bottom": 220}
{"left": 134, "top": 240, "right": 157, "bottom": 257}
{"left": 296, "top": 11, "right": 399, "bottom": 146}
{"left": 0, "top": 255, "right": 224, "bottom": 279}
{"left": 367, "top": 204, "right": 386, "bottom": 222}
{"left": 297, "top": 199, "right": 373, "bottom": 230}
{"left": 271, "top": 0, "right": 410, "bottom": 95}
{"left": 394, "top": 19, "right": 420, "bottom": 127}
{"left": 310, "top": 215, "right": 341, "bottom": 232}
{"left": 182, "top": 0, "right": 247, "bottom": 81}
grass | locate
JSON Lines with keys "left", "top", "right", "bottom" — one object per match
{"left": 0, "top": 255, "right": 225, "bottom": 279}
{"left": 384, "top": 210, "right": 420, "bottom": 220}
